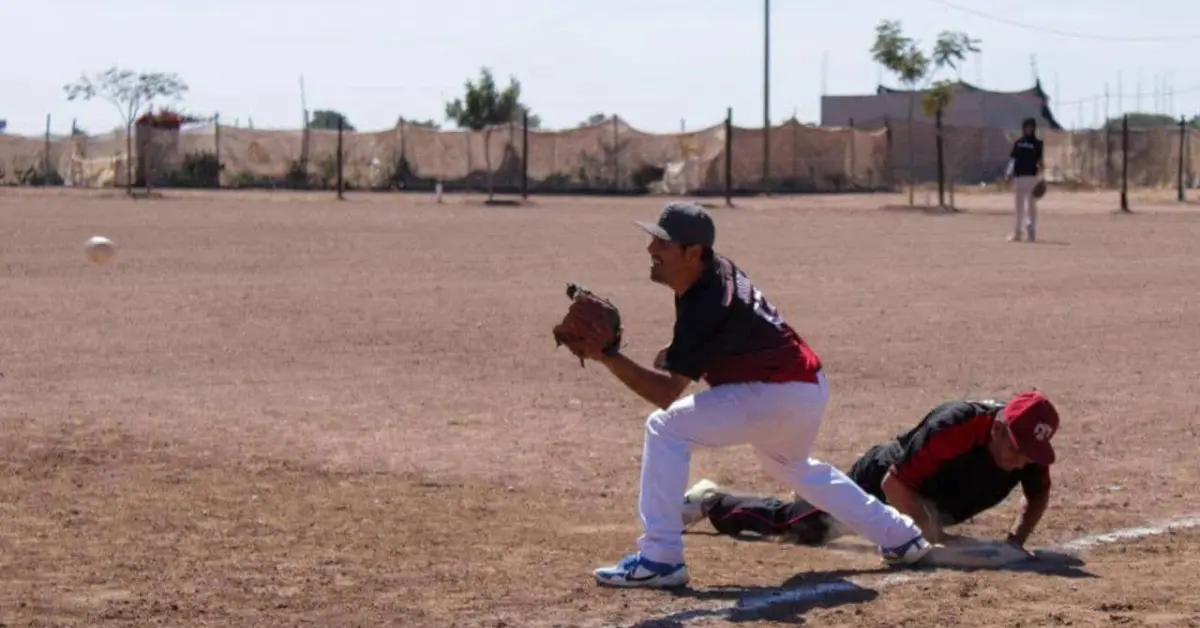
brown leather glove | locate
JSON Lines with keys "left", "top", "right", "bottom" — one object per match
{"left": 551, "top": 283, "right": 622, "bottom": 367}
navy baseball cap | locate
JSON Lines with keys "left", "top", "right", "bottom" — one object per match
{"left": 634, "top": 202, "right": 716, "bottom": 248}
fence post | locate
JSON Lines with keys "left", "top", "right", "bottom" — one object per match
{"left": 935, "top": 108, "right": 945, "bottom": 208}
{"left": 399, "top": 124, "right": 409, "bottom": 191}
{"left": 70, "top": 117, "right": 77, "bottom": 187}
{"left": 142, "top": 120, "right": 153, "bottom": 197}
{"left": 1179, "top": 115, "right": 1187, "bottom": 202}
{"left": 336, "top": 116, "right": 345, "bottom": 200}
{"left": 725, "top": 107, "right": 733, "bottom": 206}
{"left": 1120, "top": 114, "right": 1130, "bottom": 212}
{"left": 612, "top": 115, "right": 620, "bottom": 192}
{"left": 521, "top": 110, "right": 529, "bottom": 199}
{"left": 883, "top": 116, "right": 894, "bottom": 189}
{"left": 848, "top": 117, "right": 856, "bottom": 190}
{"left": 790, "top": 117, "right": 798, "bottom": 188}
{"left": 43, "top": 114, "right": 51, "bottom": 186}
{"left": 1105, "top": 118, "right": 1113, "bottom": 186}
{"left": 300, "top": 111, "right": 310, "bottom": 185}
{"left": 213, "top": 112, "right": 222, "bottom": 188}
{"left": 124, "top": 121, "right": 133, "bottom": 195}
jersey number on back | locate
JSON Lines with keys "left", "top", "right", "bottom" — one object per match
{"left": 752, "top": 289, "right": 784, "bottom": 327}
{"left": 732, "top": 264, "right": 785, "bottom": 328}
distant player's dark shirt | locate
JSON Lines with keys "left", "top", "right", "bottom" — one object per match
{"left": 661, "top": 254, "right": 821, "bottom": 387}
{"left": 1010, "top": 136, "right": 1043, "bottom": 177}
{"left": 845, "top": 400, "right": 1051, "bottom": 525}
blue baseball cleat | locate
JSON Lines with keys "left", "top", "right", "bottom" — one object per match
{"left": 594, "top": 552, "right": 690, "bottom": 588}
{"left": 880, "top": 534, "right": 933, "bottom": 567}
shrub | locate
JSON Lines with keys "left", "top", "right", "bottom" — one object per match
{"left": 163, "top": 151, "right": 221, "bottom": 188}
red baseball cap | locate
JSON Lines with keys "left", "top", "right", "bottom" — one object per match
{"left": 1002, "top": 391, "right": 1059, "bottom": 465}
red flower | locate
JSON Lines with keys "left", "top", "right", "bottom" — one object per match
{"left": 136, "top": 108, "right": 201, "bottom": 129}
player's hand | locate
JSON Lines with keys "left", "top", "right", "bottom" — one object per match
{"left": 1004, "top": 534, "right": 1036, "bottom": 558}
{"left": 653, "top": 346, "right": 669, "bottom": 371}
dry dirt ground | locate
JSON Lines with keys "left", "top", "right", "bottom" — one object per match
{"left": 2, "top": 188, "right": 1200, "bottom": 627}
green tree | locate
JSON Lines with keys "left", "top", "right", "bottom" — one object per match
{"left": 871, "top": 21, "right": 979, "bottom": 206}
{"left": 445, "top": 67, "right": 534, "bottom": 200}
{"left": 0, "top": 119, "right": 6, "bottom": 133}
{"left": 520, "top": 107, "right": 542, "bottom": 129}
{"left": 310, "top": 109, "right": 354, "bottom": 131}
{"left": 64, "top": 66, "right": 188, "bottom": 195}
{"left": 397, "top": 116, "right": 440, "bottom": 129}
{"left": 579, "top": 113, "right": 607, "bottom": 127}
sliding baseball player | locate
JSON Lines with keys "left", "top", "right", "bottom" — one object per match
{"left": 682, "top": 391, "right": 1060, "bottom": 553}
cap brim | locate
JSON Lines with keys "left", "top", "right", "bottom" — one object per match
{"left": 1027, "top": 444, "right": 1056, "bottom": 465}
{"left": 1010, "top": 431, "right": 1056, "bottom": 465}
{"left": 634, "top": 220, "right": 671, "bottom": 241}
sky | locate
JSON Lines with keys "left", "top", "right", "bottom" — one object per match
{"left": 3, "top": 0, "right": 1199, "bottom": 136}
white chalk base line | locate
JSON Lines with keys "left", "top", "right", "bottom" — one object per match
{"left": 661, "top": 514, "right": 1200, "bottom": 622}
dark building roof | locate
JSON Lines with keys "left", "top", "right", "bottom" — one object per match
{"left": 820, "top": 79, "right": 1065, "bottom": 131}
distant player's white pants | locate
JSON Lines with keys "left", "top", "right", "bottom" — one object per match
{"left": 1013, "top": 175, "right": 1040, "bottom": 238}
{"left": 636, "top": 372, "right": 923, "bottom": 565}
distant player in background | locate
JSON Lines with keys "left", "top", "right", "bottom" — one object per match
{"left": 1006, "top": 118, "right": 1045, "bottom": 243}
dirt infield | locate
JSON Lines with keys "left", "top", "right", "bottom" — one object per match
{"left": 2, "top": 189, "right": 1199, "bottom": 627}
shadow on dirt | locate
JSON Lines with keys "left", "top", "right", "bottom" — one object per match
{"left": 1000, "top": 549, "right": 1093, "bottom": 577}
{"left": 627, "top": 551, "right": 1095, "bottom": 626}
{"left": 631, "top": 571, "right": 879, "bottom": 626}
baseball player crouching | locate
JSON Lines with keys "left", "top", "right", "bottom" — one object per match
{"left": 681, "top": 391, "right": 1060, "bottom": 552}
{"left": 570, "top": 202, "right": 932, "bottom": 589}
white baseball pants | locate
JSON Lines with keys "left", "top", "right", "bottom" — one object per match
{"left": 1013, "top": 175, "right": 1040, "bottom": 239}
{"left": 635, "top": 372, "right": 924, "bottom": 565}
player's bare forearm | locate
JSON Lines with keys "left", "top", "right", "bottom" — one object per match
{"left": 1008, "top": 491, "right": 1049, "bottom": 546}
{"left": 881, "top": 472, "right": 943, "bottom": 541}
{"left": 598, "top": 352, "right": 689, "bottom": 410}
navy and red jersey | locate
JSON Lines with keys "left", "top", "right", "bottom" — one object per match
{"left": 845, "top": 400, "right": 1052, "bottom": 525}
{"left": 660, "top": 254, "right": 822, "bottom": 387}
{"left": 1010, "top": 136, "right": 1043, "bottom": 177}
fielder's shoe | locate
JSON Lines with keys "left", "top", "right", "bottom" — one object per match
{"left": 594, "top": 552, "right": 689, "bottom": 588}
{"left": 681, "top": 478, "right": 721, "bottom": 529}
{"left": 880, "top": 534, "right": 933, "bottom": 567}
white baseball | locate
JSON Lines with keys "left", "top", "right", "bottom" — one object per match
{"left": 85, "top": 236, "right": 116, "bottom": 264}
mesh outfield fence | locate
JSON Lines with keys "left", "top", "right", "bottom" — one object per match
{"left": 879, "top": 119, "right": 1199, "bottom": 188}
{"left": 1, "top": 115, "right": 1195, "bottom": 192}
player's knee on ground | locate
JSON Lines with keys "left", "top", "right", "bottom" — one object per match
{"left": 704, "top": 493, "right": 834, "bottom": 545}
